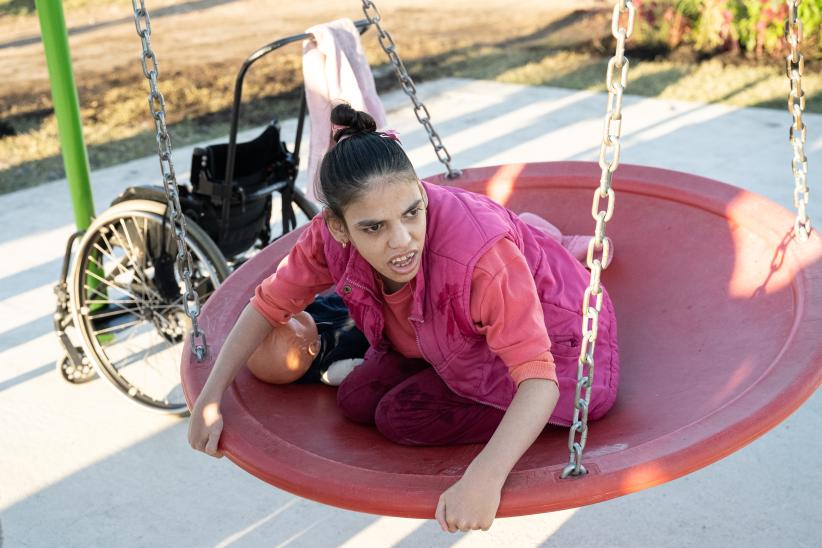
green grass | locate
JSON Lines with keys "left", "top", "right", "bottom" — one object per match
{"left": 492, "top": 53, "right": 821, "bottom": 112}
{"left": 404, "top": 42, "right": 822, "bottom": 112}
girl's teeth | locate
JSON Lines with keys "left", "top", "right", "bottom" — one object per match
{"left": 391, "top": 253, "right": 413, "bottom": 265}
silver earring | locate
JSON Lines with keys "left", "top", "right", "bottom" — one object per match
{"left": 342, "top": 241, "right": 348, "bottom": 249}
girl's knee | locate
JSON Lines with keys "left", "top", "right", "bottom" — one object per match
{"left": 374, "top": 391, "right": 414, "bottom": 445}
{"left": 519, "top": 211, "right": 562, "bottom": 242}
{"left": 374, "top": 373, "right": 504, "bottom": 446}
{"left": 336, "top": 376, "right": 379, "bottom": 425}
{"left": 374, "top": 383, "right": 443, "bottom": 446}
{"left": 336, "top": 352, "right": 428, "bottom": 426}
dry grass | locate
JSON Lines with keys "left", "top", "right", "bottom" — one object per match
{"left": 1, "top": 0, "right": 819, "bottom": 195}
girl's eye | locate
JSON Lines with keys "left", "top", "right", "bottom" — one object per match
{"left": 363, "top": 224, "right": 381, "bottom": 234}
{"left": 405, "top": 208, "right": 420, "bottom": 218}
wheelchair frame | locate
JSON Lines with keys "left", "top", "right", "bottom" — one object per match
{"left": 53, "top": 19, "right": 373, "bottom": 413}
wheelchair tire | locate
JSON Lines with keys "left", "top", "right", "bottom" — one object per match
{"left": 68, "top": 199, "right": 229, "bottom": 415}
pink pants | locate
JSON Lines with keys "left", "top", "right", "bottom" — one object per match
{"left": 336, "top": 351, "right": 505, "bottom": 446}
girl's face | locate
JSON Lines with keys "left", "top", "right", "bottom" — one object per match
{"left": 333, "top": 176, "right": 427, "bottom": 293}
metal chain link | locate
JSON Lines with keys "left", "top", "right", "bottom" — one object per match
{"left": 361, "top": 0, "right": 461, "bottom": 178}
{"left": 561, "top": 0, "right": 634, "bottom": 479}
{"left": 785, "top": 0, "right": 811, "bottom": 240}
{"left": 132, "top": 0, "right": 207, "bottom": 361}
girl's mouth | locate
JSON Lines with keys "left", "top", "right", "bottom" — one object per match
{"left": 388, "top": 251, "right": 417, "bottom": 274}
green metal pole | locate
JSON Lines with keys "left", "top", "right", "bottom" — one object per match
{"left": 35, "top": 0, "right": 95, "bottom": 230}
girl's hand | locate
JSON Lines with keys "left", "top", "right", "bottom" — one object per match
{"left": 188, "top": 398, "right": 225, "bottom": 458}
{"left": 434, "top": 471, "right": 503, "bottom": 533}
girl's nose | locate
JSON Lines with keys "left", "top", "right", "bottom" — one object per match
{"left": 388, "top": 223, "right": 411, "bottom": 249}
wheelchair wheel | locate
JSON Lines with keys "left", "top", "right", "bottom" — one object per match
{"left": 68, "top": 199, "right": 229, "bottom": 414}
{"left": 56, "top": 346, "right": 96, "bottom": 384}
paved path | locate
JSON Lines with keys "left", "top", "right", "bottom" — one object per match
{"left": 1, "top": 79, "right": 820, "bottom": 547}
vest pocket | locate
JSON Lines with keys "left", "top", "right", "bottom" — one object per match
{"left": 549, "top": 335, "right": 581, "bottom": 360}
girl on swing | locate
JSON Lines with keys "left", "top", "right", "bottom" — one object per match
{"left": 188, "top": 104, "right": 620, "bottom": 532}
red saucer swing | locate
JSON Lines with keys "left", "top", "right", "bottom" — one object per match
{"left": 181, "top": 161, "right": 822, "bottom": 517}
{"left": 128, "top": 0, "right": 821, "bottom": 519}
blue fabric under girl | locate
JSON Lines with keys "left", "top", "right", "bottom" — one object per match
{"left": 295, "top": 293, "right": 370, "bottom": 384}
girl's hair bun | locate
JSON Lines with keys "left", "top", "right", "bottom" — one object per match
{"left": 330, "top": 103, "right": 377, "bottom": 142}
{"left": 319, "top": 104, "right": 416, "bottom": 217}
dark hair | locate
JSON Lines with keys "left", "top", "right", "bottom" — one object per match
{"left": 318, "top": 104, "right": 416, "bottom": 219}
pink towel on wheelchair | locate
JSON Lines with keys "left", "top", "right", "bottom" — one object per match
{"left": 302, "top": 18, "right": 387, "bottom": 201}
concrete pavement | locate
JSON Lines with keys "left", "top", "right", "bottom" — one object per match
{"left": 1, "top": 78, "right": 821, "bottom": 547}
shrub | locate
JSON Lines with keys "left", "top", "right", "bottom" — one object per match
{"left": 631, "top": 0, "right": 822, "bottom": 58}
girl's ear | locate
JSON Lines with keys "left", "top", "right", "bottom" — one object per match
{"left": 323, "top": 209, "right": 349, "bottom": 246}
{"left": 417, "top": 180, "right": 429, "bottom": 209}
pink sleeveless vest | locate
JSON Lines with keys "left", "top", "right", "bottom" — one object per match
{"left": 321, "top": 182, "right": 619, "bottom": 425}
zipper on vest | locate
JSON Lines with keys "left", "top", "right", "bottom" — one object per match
{"left": 411, "top": 318, "right": 429, "bottom": 363}
{"left": 411, "top": 318, "right": 508, "bottom": 412}
{"left": 343, "top": 277, "right": 378, "bottom": 301}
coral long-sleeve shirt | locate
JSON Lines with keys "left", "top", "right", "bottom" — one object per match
{"left": 378, "top": 239, "right": 556, "bottom": 386}
{"left": 251, "top": 219, "right": 557, "bottom": 386}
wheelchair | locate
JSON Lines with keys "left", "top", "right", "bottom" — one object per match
{"left": 50, "top": 23, "right": 355, "bottom": 414}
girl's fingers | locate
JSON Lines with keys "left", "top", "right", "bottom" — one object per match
{"left": 190, "top": 432, "right": 205, "bottom": 452}
{"left": 434, "top": 496, "right": 448, "bottom": 532}
{"left": 204, "top": 431, "right": 221, "bottom": 457}
{"left": 187, "top": 421, "right": 200, "bottom": 449}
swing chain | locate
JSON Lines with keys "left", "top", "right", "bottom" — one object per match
{"left": 361, "top": 0, "right": 462, "bottom": 179}
{"left": 562, "top": 0, "right": 634, "bottom": 480}
{"left": 132, "top": 0, "right": 207, "bottom": 361}
{"left": 785, "top": 0, "right": 811, "bottom": 240}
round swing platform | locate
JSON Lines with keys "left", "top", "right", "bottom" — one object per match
{"left": 181, "top": 161, "right": 822, "bottom": 518}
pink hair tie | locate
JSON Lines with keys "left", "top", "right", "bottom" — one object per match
{"left": 330, "top": 123, "right": 349, "bottom": 141}
{"left": 380, "top": 129, "right": 401, "bottom": 144}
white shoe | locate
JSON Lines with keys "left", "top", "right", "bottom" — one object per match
{"left": 321, "top": 358, "right": 364, "bottom": 386}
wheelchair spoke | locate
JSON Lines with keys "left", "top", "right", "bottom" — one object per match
{"left": 89, "top": 317, "right": 145, "bottom": 336}
{"left": 83, "top": 267, "right": 141, "bottom": 302}
{"left": 94, "top": 220, "right": 157, "bottom": 298}
{"left": 147, "top": 276, "right": 214, "bottom": 312}
{"left": 93, "top": 239, "right": 155, "bottom": 297}
{"left": 82, "top": 282, "right": 143, "bottom": 310}
{"left": 108, "top": 219, "right": 164, "bottom": 300}
{"left": 92, "top": 241, "right": 131, "bottom": 278}
{"left": 85, "top": 301, "right": 139, "bottom": 320}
